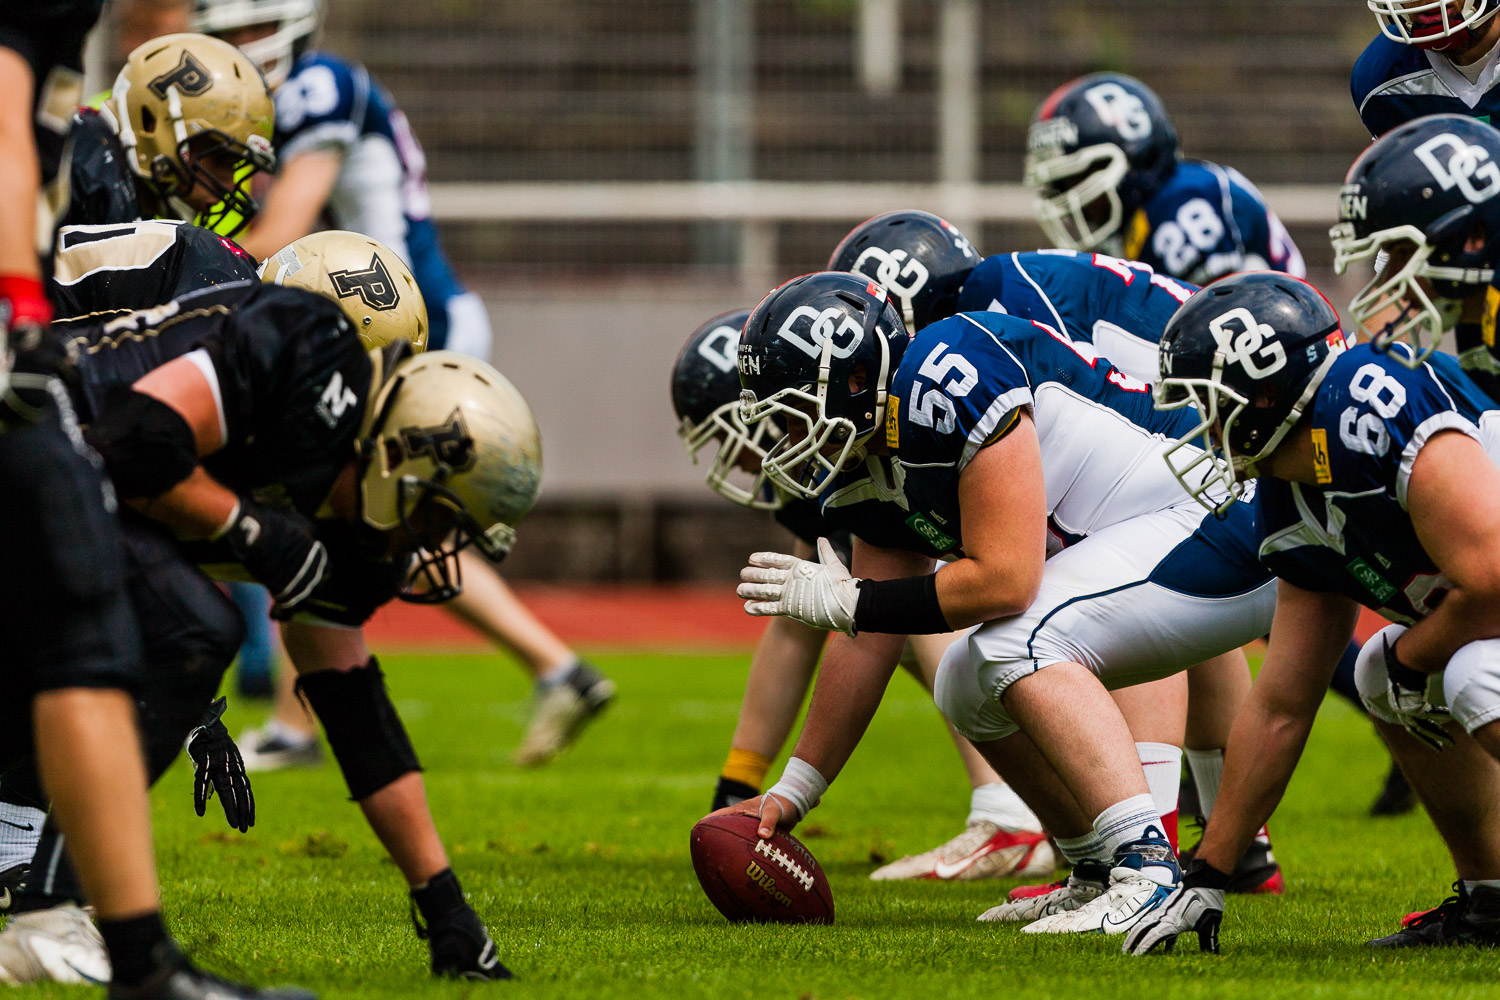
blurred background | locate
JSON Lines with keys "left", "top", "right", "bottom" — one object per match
{"left": 90, "top": 0, "right": 1378, "bottom": 581}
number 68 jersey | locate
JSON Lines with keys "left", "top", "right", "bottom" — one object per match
{"left": 819, "top": 310, "right": 1202, "bottom": 559}
{"left": 1258, "top": 343, "right": 1500, "bottom": 624}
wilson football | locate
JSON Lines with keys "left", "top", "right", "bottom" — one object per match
{"left": 689, "top": 813, "right": 834, "bottom": 924}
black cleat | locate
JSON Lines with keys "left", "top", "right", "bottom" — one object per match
{"left": 1179, "top": 830, "right": 1283, "bottom": 895}
{"left": 711, "top": 777, "right": 759, "bottom": 812}
{"left": 107, "top": 941, "right": 316, "bottom": 999}
{"left": 1369, "top": 884, "right": 1500, "bottom": 947}
{"left": 413, "top": 903, "right": 513, "bottom": 981}
{"left": 1370, "top": 761, "right": 1417, "bottom": 817}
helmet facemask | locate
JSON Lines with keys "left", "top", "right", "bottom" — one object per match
{"left": 391, "top": 472, "right": 501, "bottom": 604}
{"left": 740, "top": 307, "right": 893, "bottom": 501}
{"left": 678, "top": 402, "right": 786, "bottom": 510}
{"left": 1331, "top": 215, "right": 1489, "bottom": 368}
{"left": 163, "top": 123, "right": 275, "bottom": 237}
{"left": 1026, "top": 143, "right": 1130, "bottom": 252}
{"left": 1370, "top": 0, "right": 1499, "bottom": 48}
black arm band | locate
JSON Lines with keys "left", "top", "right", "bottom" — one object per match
{"left": 82, "top": 386, "right": 198, "bottom": 498}
{"left": 853, "top": 573, "right": 950, "bottom": 635}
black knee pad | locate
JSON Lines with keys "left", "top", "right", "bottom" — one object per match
{"left": 296, "top": 657, "right": 421, "bottom": 800}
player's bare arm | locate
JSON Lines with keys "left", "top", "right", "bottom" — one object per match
{"left": 237, "top": 149, "right": 343, "bottom": 261}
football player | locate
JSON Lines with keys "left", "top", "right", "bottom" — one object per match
{"left": 1126, "top": 271, "right": 1500, "bottom": 954}
{"left": 1353, "top": 1, "right": 1500, "bottom": 138}
{"left": 0, "top": 3, "right": 309, "bottom": 998}
{"left": 717, "top": 272, "right": 1281, "bottom": 935}
{"left": 194, "top": 0, "right": 614, "bottom": 768}
{"left": 1024, "top": 73, "right": 1304, "bottom": 286}
{"left": 673, "top": 311, "right": 1055, "bottom": 882}
{"left": 0, "top": 278, "right": 526, "bottom": 982}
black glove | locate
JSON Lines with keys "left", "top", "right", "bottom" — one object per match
{"left": 221, "top": 498, "right": 328, "bottom": 619}
{"left": 184, "top": 697, "right": 255, "bottom": 832}
{"left": 294, "top": 520, "right": 407, "bottom": 627}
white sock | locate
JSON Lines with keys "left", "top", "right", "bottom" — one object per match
{"left": 1138, "top": 742, "right": 1183, "bottom": 849}
{"left": 1464, "top": 878, "right": 1500, "bottom": 891}
{"left": 1055, "top": 831, "right": 1107, "bottom": 865}
{"left": 967, "top": 783, "right": 1042, "bottom": 832}
{"left": 1185, "top": 747, "right": 1224, "bottom": 820}
{"left": 0, "top": 802, "right": 45, "bottom": 870}
{"left": 537, "top": 658, "right": 578, "bottom": 688}
{"left": 1093, "top": 793, "right": 1163, "bottom": 858}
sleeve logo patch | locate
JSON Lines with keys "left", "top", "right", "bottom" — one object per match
{"left": 905, "top": 512, "right": 957, "bottom": 553}
{"left": 885, "top": 395, "right": 900, "bottom": 449}
{"left": 1346, "top": 557, "right": 1397, "bottom": 605}
{"left": 1310, "top": 427, "right": 1333, "bottom": 484}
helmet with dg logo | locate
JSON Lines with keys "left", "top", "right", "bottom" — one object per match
{"left": 1155, "top": 272, "right": 1348, "bottom": 513}
{"left": 106, "top": 33, "right": 276, "bottom": 236}
{"left": 357, "top": 351, "right": 542, "bottom": 601}
{"left": 259, "top": 231, "right": 429, "bottom": 351}
{"left": 671, "top": 309, "right": 787, "bottom": 509}
{"left": 1025, "top": 73, "right": 1179, "bottom": 254}
{"left": 737, "top": 272, "right": 909, "bottom": 500}
{"left": 1368, "top": 0, "right": 1500, "bottom": 50}
{"left": 827, "top": 210, "right": 981, "bottom": 331}
{"left": 1330, "top": 113, "right": 1500, "bottom": 367}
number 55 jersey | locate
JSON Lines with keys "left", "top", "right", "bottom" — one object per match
{"left": 1258, "top": 343, "right": 1500, "bottom": 625}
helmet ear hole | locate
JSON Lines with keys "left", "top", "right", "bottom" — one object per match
{"left": 140, "top": 106, "right": 156, "bottom": 132}
{"left": 848, "top": 363, "right": 868, "bottom": 394}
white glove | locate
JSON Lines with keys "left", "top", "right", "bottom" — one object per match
{"left": 738, "top": 537, "right": 860, "bottom": 635}
{"left": 1380, "top": 634, "right": 1454, "bottom": 751}
{"left": 1122, "top": 883, "right": 1224, "bottom": 956}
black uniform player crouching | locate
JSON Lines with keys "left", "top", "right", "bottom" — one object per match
{"left": 25, "top": 279, "right": 538, "bottom": 980}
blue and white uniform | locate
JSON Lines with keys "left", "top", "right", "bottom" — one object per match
{"left": 1119, "top": 161, "right": 1304, "bottom": 286}
{"left": 955, "top": 250, "right": 1196, "bottom": 385}
{"left": 1259, "top": 344, "right": 1500, "bottom": 733}
{"left": 274, "top": 52, "right": 492, "bottom": 357}
{"left": 816, "top": 311, "right": 1275, "bottom": 741}
{"left": 1351, "top": 33, "right": 1500, "bottom": 138}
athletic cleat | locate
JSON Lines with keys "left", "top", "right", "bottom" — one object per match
{"left": 977, "top": 861, "right": 1109, "bottom": 922}
{"left": 107, "top": 941, "right": 316, "bottom": 999}
{"left": 0, "top": 902, "right": 110, "bottom": 984}
{"left": 1179, "top": 827, "right": 1283, "bottom": 895}
{"left": 871, "top": 822, "right": 1054, "bottom": 881}
{"left": 239, "top": 725, "right": 322, "bottom": 772}
{"left": 0, "top": 863, "right": 29, "bottom": 912}
{"left": 1007, "top": 877, "right": 1067, "bottom": 901}
{"left": 1369, "top": 884, "right": 1500, "bottom": 948}
{"left": 513, "top": 662, "right": 616, "bottom": 768}
{"left": 413, "top": 904, "right": 514, "bottom": 980}
{"left": 1022, "top": 833, "right": 1179, "bottom": 935}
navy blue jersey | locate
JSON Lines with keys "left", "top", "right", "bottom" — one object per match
{"left": 1352, "top": 34, "right": 1500, "bottom": 138}
{"left": 955, "top": 249, "right": 1196, "bottom": 384}
{"left": 1119, "top": 160, "right": 1304, "bottom": 285}
{"left": 275, "top": 52, "right": 467, "bottom": 349}
{"left": 819, "top": 311, "right": 1200, "bottom": 559}
{"left": 1258, "top": 343, "right": 1498, "bottom": 623}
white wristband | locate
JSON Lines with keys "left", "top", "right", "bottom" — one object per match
{"left": 765, "top": 756, "right": 829, "bottom": 821}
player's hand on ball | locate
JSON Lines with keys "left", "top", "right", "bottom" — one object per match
{"left": 185, "top": 696, "right": 256, "bottom": 832}
{"left": 1123, "top": 864, "right": 1225, "bottom": 956}
{"left": 708, "top": 792, "right": 800, "bottom": 839}
{"left": 738, "top": 537, "right": 859, "bottom": 635}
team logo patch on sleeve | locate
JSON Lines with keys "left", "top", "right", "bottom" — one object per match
{"left": 885, "top": 395, "right": 900, "bottom": 449}
{"left": 330, "top": 254, "right": 401, "bottom": 311}
{"left": 1346, "top": 557, "right": 1397, "bottom": 605}
{"left": 905, "top": 512, "right": 957, "bottom": 553}
{"left": 1310, "top": 428, "right": 1332, "bottom": 485}
{"left": 148, "top": 52, "right": 213, "bottom": 98}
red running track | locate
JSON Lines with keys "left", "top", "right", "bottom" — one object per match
{"left": 364, "top": 583, "right": 1394, "bottom": 649}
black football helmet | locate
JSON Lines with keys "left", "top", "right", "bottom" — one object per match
{"left": 1369, "top": 0, "right": 1500, "bottom": 50}
{"left": 737, "top": 272, "right": 908, "bottom": 500}
{"left": 1330, "top": 113, "right": 1500, "bottom": 367}
{"left": 827, "top": 210, "right": 981, "bottom": 331}
{"left": 1025, "top": 73, "right": 1179, "bottom": 254}
{"left": 1156, "top": 273, "right": 1349, "bottom": 512}
{"left": 671, "top": 309, "right": 785, "bottom": 509}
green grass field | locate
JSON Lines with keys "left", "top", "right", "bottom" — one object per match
{"left": 33, "top": 646, "right": 1500, "bottom": 999}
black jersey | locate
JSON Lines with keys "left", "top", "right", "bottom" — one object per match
{"left": 49, "top": 220, "right": 257, "bottom": 319}
{"left": 61, "top": 281, "right": 371, "bottom": 518}
{"left": 57, "top": 108, "right": 142, "bottom": 233}
{"left": 0, "top": 0, "right": 102, "bottom": 184}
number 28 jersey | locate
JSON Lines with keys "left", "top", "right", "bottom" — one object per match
{"left": 819, "top": 311, "right": 1200, "bottom": 559}
{"left": 1258, "top": 344, "right": 1499, "bottom": 624}
{"left": 955, "top": 249, "right": 1196, "bottom": 386}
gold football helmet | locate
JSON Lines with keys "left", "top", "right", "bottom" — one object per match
{"left": 105, "top": 33, "right": 275, "bottom": 236}
{"left": 259, "top": 231, "right": 429, "bottom": 351}
{"left": 356, "top": 352, "right": 542, "bottom": 601}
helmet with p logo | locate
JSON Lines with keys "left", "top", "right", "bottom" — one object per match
{"left": 259, "top": 231, "right": 429, "bottom": 351}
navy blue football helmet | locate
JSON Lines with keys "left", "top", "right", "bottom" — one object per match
{"left": 1369, "top": 0, "right": 1500, "bottom": 50}
{"left": 827, "top": 211, "right": 981, "bottom": 331}
{"left": 1025, "top": 73, "right": 1179, "bottom": 254}
{"left": 671, "top": 309, "right": 786, "bottom": 509}
{"left": 1156, "top": 273, "right": 1349, "bottom": 512}
{"left": 737, "top": 272, "right": 908, "bottom": 499}
{"left": 1331, "top": 113, "right": 1500, "bottom": 367}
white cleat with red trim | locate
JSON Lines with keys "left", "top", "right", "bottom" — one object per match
{"left": 870, "top": 822, "right": 1055, "bottom": 882}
